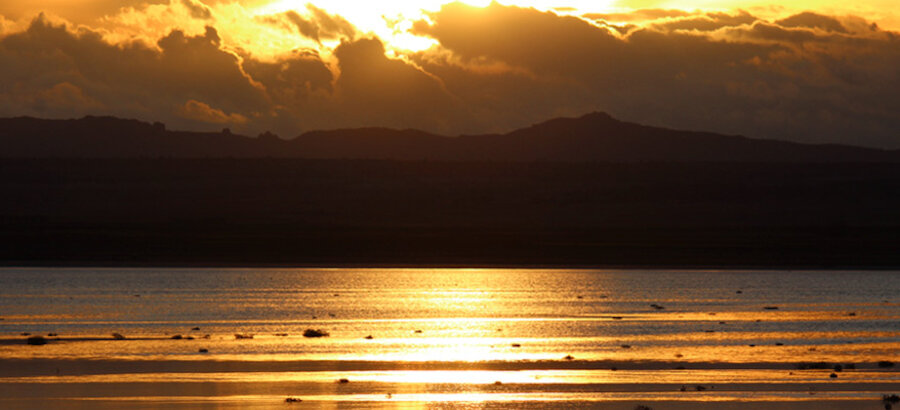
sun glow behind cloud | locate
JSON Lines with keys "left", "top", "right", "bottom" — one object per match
{"left": 2, "top": 0, "right": 900, "bottom": 147}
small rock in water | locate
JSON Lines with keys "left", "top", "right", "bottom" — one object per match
{"left": 650, "top": 304, "right": 665, "bottom": 310}
{"left": 284, "top": 397, "right": 302, "bottom": 403}
{"left": 198, "top": 348, "right": 208, "bottom": 353}
{"left": 763, "top": 306, "right": 779, "bottom": 310}
{"left": 620, "top": 344, "right": 631, "bottom": 349}
{"left": 191, "top": 327, "right": 200, "bottom": 331}
{"left": 111, "top": 333, "right": 126, "bottom": 340}
{"left": 695, "top": 385, "right": 707, "bottom": 391}
{"left": 21, "top": 332, "right": 30, "bottom": 336}
{"left": 338, "top": 378, "right": 349, "bottom": 384}
{"left": 47, "top": 333, "right": 58, "bottom": 337}
{"left": 736, "top": 290, "right": 743, "bottom": 294}
{"left": 511, "top": 343, "right": 521, "bottom": 348}
{"left": 364, "top": 335, "right": 374, "bottom": 340}
{"left": 830, "top": 373, "right": 838, "bottom": 378}
{"left": 563, "top": 355, "right": 575, "bottom": 360}
{"left": 494, "top": 381, "right": 502, "bottom": 385}
{"left": 303, "top": 329, "right": 329, "bottom": 338}
{"left": 234, "top": 334, "right": 254, "bottom": 339}
{"left": 26, "top": 336, "right": 47, "bottom": 345}
{"left": 171, "top": 335, "right": 183, "bottom": 340}
{"left": 413, "top": 329, "right": 423, "bottom": 334}
{"left": 680, "top": 385, "right": 687, "bottom": 392}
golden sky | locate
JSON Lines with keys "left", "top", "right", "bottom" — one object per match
{"left": 1, "top": 0, "right": 899, "bottom": 147}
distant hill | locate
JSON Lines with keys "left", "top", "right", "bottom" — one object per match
{"left": 2, "top": 112, "right": 898, "bottom": 162}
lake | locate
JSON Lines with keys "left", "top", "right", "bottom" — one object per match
{"left": 1, "top": 268, "right": 898, "bottom": 409}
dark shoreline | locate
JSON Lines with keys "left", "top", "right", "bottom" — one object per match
{"left": 3, "top": 158, "right": 900, "bottom": 270}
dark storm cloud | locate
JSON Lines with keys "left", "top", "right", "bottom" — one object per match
{"left": 0, "top": 15, "right": 267, "bottom": 131}
{"left": 332, "top": 37, "right": 466, "bottom": 130}
{"left": 0, "top": 2, "right": 898, "bottom": 148}
{"left": 410, "top": 2, "right": 900, "bottom": 147}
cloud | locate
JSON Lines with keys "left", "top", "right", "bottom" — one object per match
{"left": 0, "top": 15, "right": 268, "bottom": 131}
{"left": 259, "top": 5, "right": 356, "bottom": 43}
{"left": 776, "top": 12, "right": 847, "bottom": 33}
{"left": 179, "top": 0, "right": 213, "bottom": 20}
{"left": 178, "top": 99, "right": 247, "bottom": 124}
{"left": 0, "top": 2, "right": 899, "bottom": 149}
{"left": 333, "top": 37, "right": 466, "bottom": 131}
{"left": 409, "top": 2, "right": 900, "bottom": 147}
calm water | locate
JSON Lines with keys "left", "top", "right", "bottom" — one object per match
{"left": 1, "top": 268, "right": 899, "bottom": 408}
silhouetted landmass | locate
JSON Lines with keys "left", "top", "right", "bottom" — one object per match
{"left": 1, "top": 159, "right": 899, "bottom": 268}
{"left": 3, "top": 113, "right": 900, "bottom": 267}
{"left": 2, "top": 112, "right": 900, "bottom": 162}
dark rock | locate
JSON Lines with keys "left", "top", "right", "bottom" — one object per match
{"left": 111, "top": 333, "right": 126, "bottom": 340}
{"left": 285, "top": 397, "right": 302, "bottom": 403}
{"left": 303, "top": 329, "right": 329, "bottom": 338}
{"left": 26, "top": 336, "right": 47, "bottom": 345}
{"left": 198, "top": 348, "right": 208, "bottom": 353}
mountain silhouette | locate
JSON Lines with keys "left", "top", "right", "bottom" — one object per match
{"left": 2, "top": 112, "right": 898, "bottom": 161}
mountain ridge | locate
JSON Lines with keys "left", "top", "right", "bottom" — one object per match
{"left": 1, "top": 112, "right": 898, "bottom": 162}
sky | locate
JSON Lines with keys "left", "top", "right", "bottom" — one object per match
{"left": 0, "top": 0, "right": 898, "bottom": 148}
